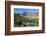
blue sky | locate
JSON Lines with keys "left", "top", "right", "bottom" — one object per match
{"left": 14, "top": 8, "right": 39, "bottom": 14}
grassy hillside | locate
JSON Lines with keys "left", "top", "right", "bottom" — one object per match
{"left": 14, "top": 14, "right": 39, "bottom": 27}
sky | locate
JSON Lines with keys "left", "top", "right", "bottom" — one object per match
{"left": 14, "top": 8, "right": 39, "bottom": 14}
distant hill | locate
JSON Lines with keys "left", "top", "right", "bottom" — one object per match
{"left": 15, "top": 12, "right": 39, "bottom": 19}
{"left": 19, "top": 12, "right": 39, "bottom": 17}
